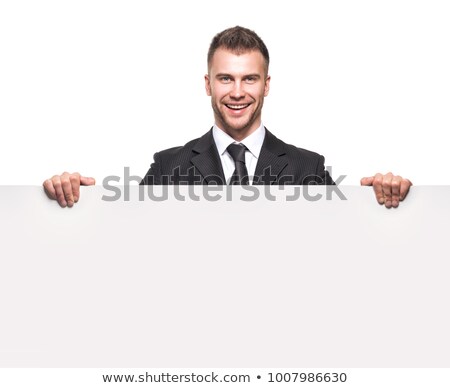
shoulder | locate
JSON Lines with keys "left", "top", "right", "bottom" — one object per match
{"left": 154, "top": 136, "right": 203, "bottom": 159}
{"left": 264, "top": 130, "right": 332, "bottom": 184}
{"left": 265, "top": 130, "right": 325, "bottom": 161}
{"left": 286, "top": 143, "right": 324, "bottom": 161}
{"left": 151, "top": 131, "right": 214, "bottom": 173}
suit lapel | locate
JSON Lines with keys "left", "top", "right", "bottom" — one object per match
{"left": 190, "top": 128, "right": 288, "bottom": 185}
{"left": 191, "top": 129, "right": 226, "bottom": 184}
{"left": 254, "top": 129, "right": 288, "bottom": 184}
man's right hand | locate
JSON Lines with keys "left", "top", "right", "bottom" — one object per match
{"left": 43, "top": 172, "right": 96, "bottom": 208}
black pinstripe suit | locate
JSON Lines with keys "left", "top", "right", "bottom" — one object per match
{"left": 141, "top": 128, "right": 334, "bottom": 185}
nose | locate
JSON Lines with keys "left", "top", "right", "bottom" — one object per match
{"left": 229, "top": 80, "right": 245, "bottom": 100}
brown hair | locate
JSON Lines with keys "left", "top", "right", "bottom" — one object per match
{"left": 207, "top": 26, "right": 270, "bottom": 75}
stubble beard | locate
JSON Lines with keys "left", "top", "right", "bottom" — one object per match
{"left": 212, "top": 98, "right": 263, "bottom": 138}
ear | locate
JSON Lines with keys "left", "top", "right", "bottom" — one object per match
{"left": 264, "top": 75, "right": 271, "bottom": 97}
{"left": 204, "top": 74, "right": 211, "bottom": 96}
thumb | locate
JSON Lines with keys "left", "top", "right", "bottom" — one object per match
{"left": 80, "top": 176, "right": 96, "bottom": 186}
{"left": 360, "top": 176, "right": 374, "bottom": 186}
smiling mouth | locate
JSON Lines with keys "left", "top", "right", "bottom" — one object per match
{"left": 225, "top": 103, "right": 250, "bottom": 111}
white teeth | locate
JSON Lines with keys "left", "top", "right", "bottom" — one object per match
{"left": 226, "top": 104, "right": 249, "bottom": 110}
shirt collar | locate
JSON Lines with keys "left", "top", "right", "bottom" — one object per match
{"left": 212, "top": 123, "right": 265, "bottom": 159}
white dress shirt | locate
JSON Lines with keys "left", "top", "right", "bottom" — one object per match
{"left": 212, "top": 123, "right": 265, "bottom": 184}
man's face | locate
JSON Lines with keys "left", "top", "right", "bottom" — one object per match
{"left": 205, "top": 48, "right": 270, "bottom": 140}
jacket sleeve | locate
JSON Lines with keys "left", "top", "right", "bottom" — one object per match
{"left": 317, "top": 155, "right": 335, "bottom": 185}
{"left": 302, "top": 154, "right": 335, "bottom": 185}
{"left": 140, "top": 152, "right": 162, "bottom": 185}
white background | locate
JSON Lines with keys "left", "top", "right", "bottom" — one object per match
{"left": 1, "top": 0, "right": 449, "bottom": 185}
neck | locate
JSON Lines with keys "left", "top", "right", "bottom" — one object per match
{"left": 217, "top": 122, "right": 261, "bottom": 142}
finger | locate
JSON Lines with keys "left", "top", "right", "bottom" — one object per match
{"left": 70, "top": 173, "right": 81, "bottom": 203}
{"left": 400, "top": 179, "right": 413, "bottom": 201}
{"left": 43, "top": 179, "right": 57, "bottom": 200}
{"left": 60, "top": 172, "right": 74, "bottom": 207}
{"left": 382, "top": 172, "right": 394, "bottom": 208}
{"left": 391, "top": 175, "right": 402, "bottom": 208}
{"left": 52, "top": 175, "right": 67, "bottom": 207}
{"left": 381, "top": 172, "right": 393, "bottom": 208}
{"left": 360, "top": 176, "right": 374, "bottom": 186}
{"left": 372, "top": 173, "right": 385, "bottom": 205}
{"left": 80, "top": 176, "right": 96, "bottom": 186}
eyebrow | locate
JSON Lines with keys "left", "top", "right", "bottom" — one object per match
{"left": 215, "top": 73, "right": 261, "bottom": 79}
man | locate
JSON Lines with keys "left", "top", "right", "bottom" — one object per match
{"left": 43, "top": 26, "right": 412, "bottom": 208}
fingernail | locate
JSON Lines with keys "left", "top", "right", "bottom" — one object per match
{"left": 74, "top": 196, "right": 79, "bottom": 203}
{"left": 67, "top": 201, "right": 74, "bottom": 207}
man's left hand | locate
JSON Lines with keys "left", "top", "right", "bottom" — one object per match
{"left": 360, "top": 173, "right": 412, "bottom": 208}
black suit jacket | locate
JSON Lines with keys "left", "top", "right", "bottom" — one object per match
{"left": 141, "top": 128, "right": 334, "bottom": 185}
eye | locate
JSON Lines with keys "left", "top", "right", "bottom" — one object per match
{"left": 219, "top": 76, "right": 231, "bottom": 83}
{"left": 245, "top": 76, "right": 257, "bottom": 83}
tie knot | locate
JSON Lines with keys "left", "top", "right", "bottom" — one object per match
{"left": 227, "top": 143, "right": 247, "bottom": 163}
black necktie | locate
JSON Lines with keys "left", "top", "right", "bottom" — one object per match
{"left": 227, "top": 143, "right": 249, "bottom": 185}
